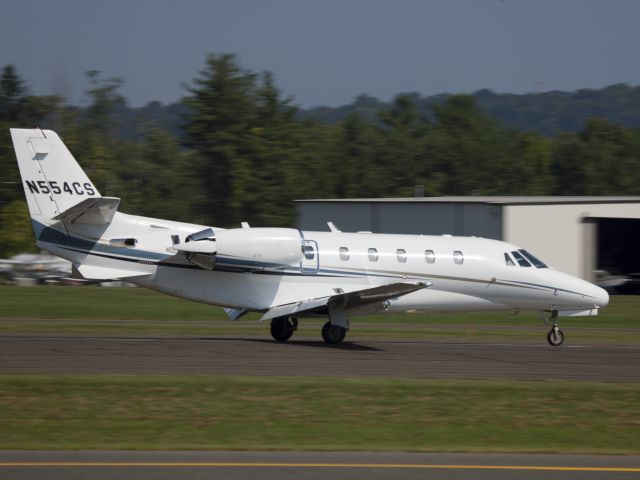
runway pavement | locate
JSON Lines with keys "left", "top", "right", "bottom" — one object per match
{"left": 1, "top": 451, "right": 639, "bottom": 480}
{"left": 2, "top": 335, "right": 639, "bottom": 479}
{"left": 1, "top": 334, "right": 639, "bottom": 380}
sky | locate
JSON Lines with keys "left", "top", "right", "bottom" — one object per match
{"left": 1, "top": 0, "right": 639, "bottom": 108}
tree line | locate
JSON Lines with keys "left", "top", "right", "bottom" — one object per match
{"left": 1, "top": 55, "right": 640, "bottom": 256}
{"left": 302, "top": 84, "right": 640, "bottom": 136}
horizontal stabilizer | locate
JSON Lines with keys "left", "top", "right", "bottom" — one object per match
{"left": 52, "top": 197, "right": 120, "bottom": 225}
{"left": 260, "top": 281, "right": 430, "bottom": 321}
{"left": 76, "top": 264, "right": 151, "bottom": 280}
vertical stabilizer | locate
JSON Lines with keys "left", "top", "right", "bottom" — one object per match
{"left": 10, "top": 128, "right": 101, "bottom": 224}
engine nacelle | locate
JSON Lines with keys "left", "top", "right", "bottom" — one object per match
{"left": 215, "top": 228, "right": 303, "bottom": 267}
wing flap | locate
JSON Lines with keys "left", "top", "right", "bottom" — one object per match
{"left": 260, "top": 296, "right": 330, "bottom": 321}
{"left": 260, "top": 281, "right": 430, "bottom": 322}
{"left": 330, "top": 281, "right": 430, "bottom": 311}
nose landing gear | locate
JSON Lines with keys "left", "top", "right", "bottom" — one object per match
{"left": 544, "top": 310, "right": 564, "bottom": 346}
{"left": 547, "top": 325, "right": 565, "bottom": 346}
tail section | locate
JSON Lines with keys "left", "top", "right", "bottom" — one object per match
{"left": 10, "top": 128, "right": 145, "bottom": 281}
{"left": 10, "top": 128, "right": 101, "bottom": 225}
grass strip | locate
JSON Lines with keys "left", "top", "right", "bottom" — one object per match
{"left": 0, "top": 285, "right": 638, "bottom": 342}
{"left": 0, "top": 375, "right": 639, "bottom": 453}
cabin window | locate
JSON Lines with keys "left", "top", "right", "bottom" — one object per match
{"left": 339, "top": 247, "right": 350, "bottom": 261}
{"left": 396, "top": 249, "right": 407, "bottom": 263}
{"left": 511, "top": 250, "right": 531, "bottom": 267}
{"left": 504, "top": 252, "right": 515, "bottom": 266}
{"left": 453, "top": 251, "right": 464, "bottom": 265}
{"left": 303, "top": 245, "right": 315, "bottom": 260}
{"left": 425, "top": 249, "right": 436, "bottom": 264}
{"left": 368, "top": 248, "right": 378, "bottom": 262}
{"left": 519, "top": 249, "right": 548, "bottom": 268}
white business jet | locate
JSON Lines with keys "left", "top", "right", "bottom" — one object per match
{"left": 10, "top": 128, "right": 609, "bottom": 346}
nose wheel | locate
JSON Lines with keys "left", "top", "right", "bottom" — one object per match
{"left": 547, "top": 326, "right": 564, "bottom": 346}
{"left": 544, "top": 310, "right": 564, "bottom": 346}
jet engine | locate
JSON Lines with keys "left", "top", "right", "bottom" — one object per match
{"left": 174, "top": 227, "right": 303, "bottom": 271}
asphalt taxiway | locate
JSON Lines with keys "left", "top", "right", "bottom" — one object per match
{"left": 1, "top": 451, "right": 639, "bottom": 480}
{"left": 1, "top": 334, "right": 639, "bottom": 380}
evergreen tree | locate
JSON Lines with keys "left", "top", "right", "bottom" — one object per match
{"left": 183, "top": 54, "right": 257, "bottom": 226}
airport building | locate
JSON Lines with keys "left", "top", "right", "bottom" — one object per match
{"left": 295, "top": 197, "right": 640, "bottom": 282}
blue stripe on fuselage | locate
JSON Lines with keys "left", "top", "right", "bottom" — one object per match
{"left": 33, "top": 220, "right": 168, "bottom": 261}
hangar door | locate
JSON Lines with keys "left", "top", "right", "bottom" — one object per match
{"left": 597, "top": 218, "right": 640, "bottom": 277}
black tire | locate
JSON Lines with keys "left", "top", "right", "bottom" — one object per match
{"left": 270, "top": 317, "right": 294, "bottom": 342}
{"left": 547, "top": 328, "right": 564, "bottom": 346}
{"left": 322, "top": 321, "right": 346, "bottom": 345}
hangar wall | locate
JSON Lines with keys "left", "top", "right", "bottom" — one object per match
{"left": 297, "top": 198, "right": 640, "bottom": 282}
{"left": 503, "top": 203, "right": 640, "bottom": 280}
{"left": 297, "top": 201, "right": 502, "bottom": 238}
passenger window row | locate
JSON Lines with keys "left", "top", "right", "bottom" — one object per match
{"left": 339, "top": 248, "right": 464, "bottom": 265}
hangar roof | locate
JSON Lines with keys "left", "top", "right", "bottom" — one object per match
{"left": 296, "top": 196, "right": 640, "bottom": 205}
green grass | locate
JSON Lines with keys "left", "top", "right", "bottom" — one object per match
{"left": 0, "top": 375, "right": 638, "bottom": 453}
{"left": 1, "top": 288, "right": 638, "bottom": 454}
{"left": 0, "top": 285, "right": 638, "bottom": 342}
{"left": 0, "top": 285, "right": 222, "bottom": 321}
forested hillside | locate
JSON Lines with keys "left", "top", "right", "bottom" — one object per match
{"left": 77, "top": 82, "right": 640, "bottom": 140}
{"left": 302, "top": 85, "right": 640, "bottom": 136}
{"left": 1, "top": 55, "right": 640, "bottom": 256}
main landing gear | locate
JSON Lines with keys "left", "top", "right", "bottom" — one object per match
{"left": 270, "top": 316, "right": 297, "bottom": 342}
{"left": 321, "top": 321, "right": 347, "bottom": 345}
{"left": 544, "top": 310, "right": 565, "bottom": 347}
{"left": 269, "top": 316, "right": 348, "bottom": 345}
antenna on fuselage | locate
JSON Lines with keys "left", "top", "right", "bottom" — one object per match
{"left": 327, "top": 222, "right": 340, "bottom": 232}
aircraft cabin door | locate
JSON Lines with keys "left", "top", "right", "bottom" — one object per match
{"left": 300, "top": 240, "right": 319, "bottom": 274}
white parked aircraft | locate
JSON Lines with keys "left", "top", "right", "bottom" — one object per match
{"left": 0, "top": 252, "right": 72, "bottom": 283}
{"left": 11, "top": 128, "right": 609, "bottom": 346}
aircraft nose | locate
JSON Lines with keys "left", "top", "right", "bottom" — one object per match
{"left": 593, "top": 284, "right": 609, "bottom": 308}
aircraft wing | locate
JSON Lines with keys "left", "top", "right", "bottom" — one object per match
{"left": 260, "top": 296, "right": 331, "bottom": 321}
{"left": 260, "top": 281, "right": 430, "bottom": 321}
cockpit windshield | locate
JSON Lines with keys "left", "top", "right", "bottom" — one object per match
{"left": 511, "top": 250, "right": 531, "bottom": 267}
{"left": 518, "top": 249, "right": 548, "bottom": 268}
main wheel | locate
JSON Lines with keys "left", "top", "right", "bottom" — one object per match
{"left": 322, "top": 321, "right": 346, "bottom": 345}
{"left": 547, "top": 327, "right": 564, "bottom": 346}
{"left": 270, "top": 317, "right": 294, "bottom": 342}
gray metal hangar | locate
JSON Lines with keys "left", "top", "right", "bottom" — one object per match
{"left": 295, "top": 197, "right": 640, "bottom": 282}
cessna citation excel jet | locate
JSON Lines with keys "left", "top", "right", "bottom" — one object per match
{"left": 11, "top": 128, "right": 609, "bottom": 346}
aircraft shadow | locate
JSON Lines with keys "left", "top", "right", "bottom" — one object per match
{"left": 243, "top": 338, "right": 383, "bottom": 352}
